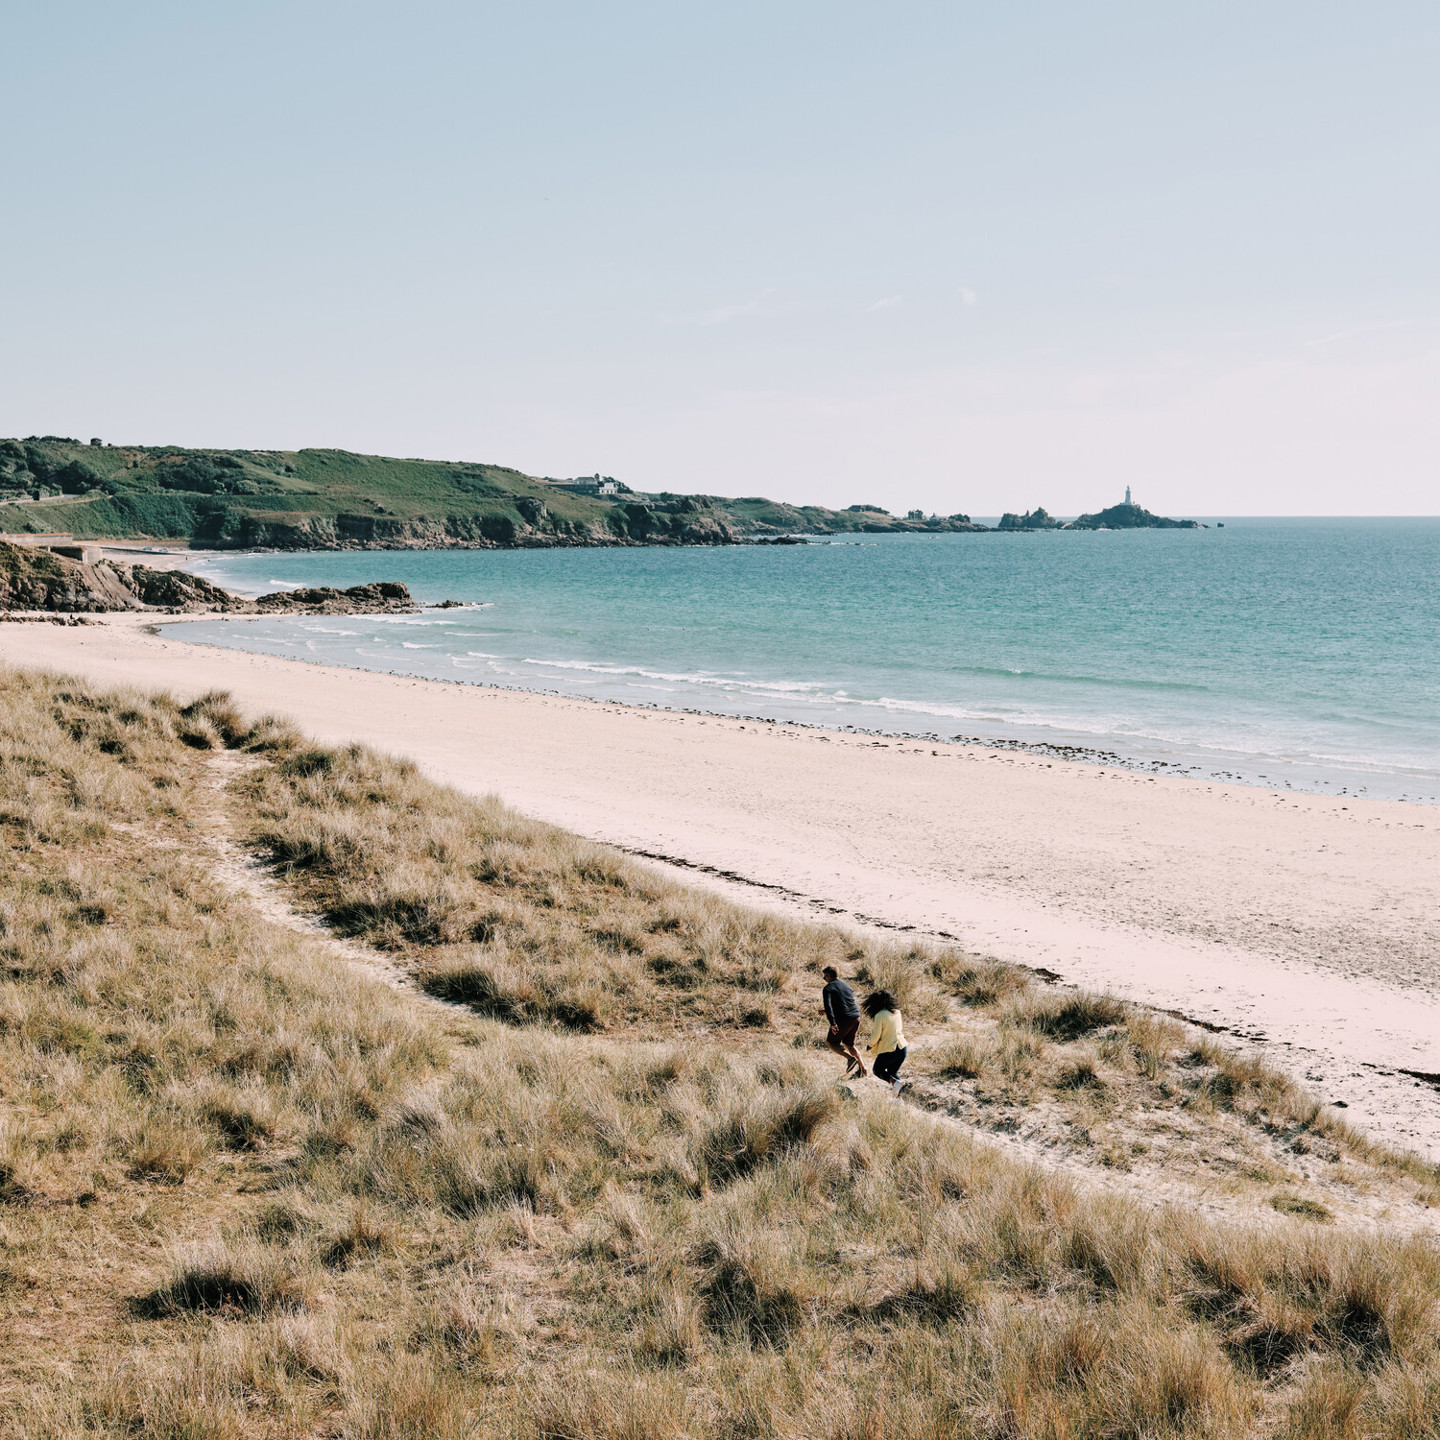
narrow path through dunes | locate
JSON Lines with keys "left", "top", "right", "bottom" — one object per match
{"left": 197, "top": 750, "right": 443, "bottom": 1004}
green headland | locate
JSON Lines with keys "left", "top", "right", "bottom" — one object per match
{"left": 0, "top": 436, "right": 987, "bottom": 549}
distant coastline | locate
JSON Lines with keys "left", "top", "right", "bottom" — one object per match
{"left": 1, "top": 435, "right": 1198, "bottom": 551}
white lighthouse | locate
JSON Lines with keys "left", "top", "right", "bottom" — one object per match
{"left": 1124, "top": 485, "right": 1132, "bottom": 506}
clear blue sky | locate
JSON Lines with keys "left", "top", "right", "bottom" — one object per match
{"left": 3, "top": 2, "right": 1436, "bottom": 514}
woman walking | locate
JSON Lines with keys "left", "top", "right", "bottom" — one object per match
{"left": 863, "top": 990, "right": 907, "bottom": 1096}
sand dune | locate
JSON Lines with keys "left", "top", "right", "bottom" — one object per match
{"left": 5, "top": 613, "right": 1438, "bottom": 1154}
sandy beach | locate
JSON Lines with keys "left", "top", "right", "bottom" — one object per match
{"left": 6, "top": 613, "right": 1439, "bottom": 1156}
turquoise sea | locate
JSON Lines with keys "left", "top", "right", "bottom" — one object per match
{"left": 170, "top": 519, "right": 1440, "bottom": 803}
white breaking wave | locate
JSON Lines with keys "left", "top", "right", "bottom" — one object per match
{"left": 520, "top": 657, "right": 832, "bottom": 695}
{"left": 362, "top": 614, "right": 462, "bottom": 627}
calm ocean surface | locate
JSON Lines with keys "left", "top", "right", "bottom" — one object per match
{"left": 169, "top": 519, "right": 1440, "bottom": 803}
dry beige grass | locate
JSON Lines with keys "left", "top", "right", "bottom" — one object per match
{"left": 238, "top": 736, "right": 968, "bottom": 1036}
{"left": 3, "top": 669, "right": 1440, "bottom": 1438}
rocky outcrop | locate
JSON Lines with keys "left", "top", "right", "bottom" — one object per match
{"left": 731, "top": 509, "right": 988, "bottom": 537}
{"left": 0, "top": 541, "right": 416, "bottom": 616}
{"left": 125, "top": 567, "right": 415, "bottom": 615}
{"left": 0, "top": 543, "right": 133, "bottom": 612}
{"left": 251, "top": 582, "right": 414, "bottom": 616}
{"left": 125, "top": 566, "right": 242, "bottom": 609}
{"left": 998, "top": 508, "right": 1059, "bottom": 531}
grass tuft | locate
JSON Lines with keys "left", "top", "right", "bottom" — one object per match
{"left": 1055, "top": 1057, "right": 1106, "bottom": 1091}
{"left": 419, "top": 955, "right": 604, "bottom": 1031}
{"left": 1271, "top": 1193, "right": 1334, "bottom": 1224}
{"left": 1015, "top": 990, "right": 1128, "bottom": 1042}
{"left": 934, "top": 1034, "right": 995, "bottom": 1080}
{"left": 136, "top": 1238, "right": 312, "bottom": 1317}
{"left": 695, "top": 1085, "right": 839, "bottom": 1186}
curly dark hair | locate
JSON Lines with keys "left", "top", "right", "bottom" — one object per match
{"left": 862, "top": 989, "right": 898, "bottom": 1018}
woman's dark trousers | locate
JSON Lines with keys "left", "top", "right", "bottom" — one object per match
{"left": 873, "top": 1047, "right": 907, "bottom": 1083}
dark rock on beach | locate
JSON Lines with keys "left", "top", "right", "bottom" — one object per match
{"left": 251, "top": 582, "right": 415, "bottom": 616}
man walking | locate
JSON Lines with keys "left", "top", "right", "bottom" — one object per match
{"left": 821, "top": 965, "right": 866, "bottom": 1077}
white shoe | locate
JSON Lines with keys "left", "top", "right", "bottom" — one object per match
{"left": 891, "top": 1078, "right": 907, "bottom": 1097}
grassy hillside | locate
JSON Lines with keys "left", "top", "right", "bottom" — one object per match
{"left": 4, "top": 667, "right": 1440, "bottom": 1436}
{"left": 0, "top": 438, "right": 626, "bottom": 549}
{"left": 0, "top": 437, "right": 984, "bottom": 548}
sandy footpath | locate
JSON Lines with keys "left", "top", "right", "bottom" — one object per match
{"left": 6, "top": 615, "right": 1440, "bottom": 1156}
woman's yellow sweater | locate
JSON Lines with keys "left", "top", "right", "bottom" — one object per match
{"left": 868, "top": 1009, "right": 905, "bottom": 1055}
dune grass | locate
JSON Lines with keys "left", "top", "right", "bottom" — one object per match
{"left": 237, "top": 735, "right": 967, "bottom": 1034}
{"left": 3, "top": 668, "right": 1440, "bottom": 1437}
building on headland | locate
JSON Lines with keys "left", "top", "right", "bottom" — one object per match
{"left": 1125, "top": 486, "right": 1132, "bottom": 506}
{"left": 547, "top": 474, "right": 628, "bottom": 498}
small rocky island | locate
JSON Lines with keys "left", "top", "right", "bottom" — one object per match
{"left": 1000, "top": 491, "right": 1200, "bottom": 531}
{"left": 1066, "top": 499, "right": 1200, "bottom": 530}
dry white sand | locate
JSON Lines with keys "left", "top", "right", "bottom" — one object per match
{"left": 8, "top": 615, "right": 1440, "bottom": 1156}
